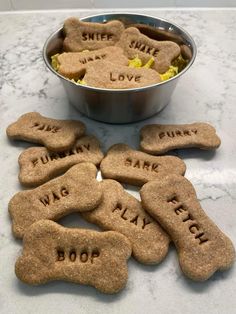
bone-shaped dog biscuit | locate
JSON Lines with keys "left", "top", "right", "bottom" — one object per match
{"left": 6, "top": 112, "right": 86, "bottom": 152}
{"left": 140, "top": 123, "right": 221, "bottom": 155}
{"left": 130, "top": 25, "right": 192, "bottom": 61}
{"left": 18, "top": 135, "right": 104, "bottom": 187}
{"left": 117, "top": 27, "right": 181, "bottom": 74}
{"left": 9, "top": 163, "right": 102, "bottom": 238}
{"left": 82, "top": 179, "right": 170, "bottom": 264}
{"left": 57, "top": 47, "right": 129, "bottom": 80}
{"left": 100, "top": 144, "right": 186, "bottom": 186}
{"left": 140, "top": 175, "right": 235, "bottom": 281}
{"left": 63, "top": 17, "right": 125, "bottom": 52}
{"left": 84, "top": 60, "right": 161, "bottom": 89}
{"left": 15, "top": 220, "right": 131, "bottom": 294}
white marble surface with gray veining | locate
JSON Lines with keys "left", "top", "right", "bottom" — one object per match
{"left": 0, "top": 8, "right": 236, "bottom": 314}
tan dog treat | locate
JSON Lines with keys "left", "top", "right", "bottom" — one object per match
{"left": 9, "top": 163, "right": 102, "bottom": 239}
{"left": 140, "top": 123, "right": 221, "bottom": 155}
{"left": 84, "top": 61, "right": 161, "bottom": 89}
{"left": 180, "top": 44, "right": 192, "bottom": 60}
{"left": 57, "top": 46, "right": 128, "bottom": 80}
{"left": 100, "top": 144, "right": 186, "bottom": 186}
{"left": 6, "top": 112, "right": 86, "bottom": 152}
{"left": 131, "top": 25, "right": 192, "bottom": 60}
{"left": 63, "top": 17, "right": 125, "bottom": 52}
{"left": 140, "top": 175, "right": 235, "bottom": 281}
{"left": 58, "top": 47, "right": 128, "bottom": 80}
{"left": 18, "top": 135, "right": 103, "bottom": 187}
{"left": 15, "top": 220, "right": 131, "bottom": 294}
{"left": 82, "top": 179, "right": 170, "bottom": 264}
{"left": 117, "top": 27, "right": 181, "bottom": 74}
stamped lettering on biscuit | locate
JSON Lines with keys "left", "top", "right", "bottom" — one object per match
{"left": 63, "top": 17, "right": 125, "bottom": 52}
{"left": 140, "top": 123, "right": 221, "bottom": 155}
{"left": 140, "top": 175, "right": 235, "bottom": 281}
{"left": 9, "top": 162, "right": 102, "bottom": 238}
{"left": 100, "top": 143, "right": 186, "bottom": 186}
{"left": 15, "top": 220, "right": 131, "bottom": 294}
{"left": 6, "top": 112, "right": 86, "bottom": 152}
{"left": 57, "top": 47, "right": 129, "bottom": 80}
{"left": 82, "top": 179, "right": 170, "bottom": 264}
{"left": 117, "top": 27, "right": 181, "bottom": 74}
{"left": 18, "top": 135, "right": 104, "bottom": 187}
{"left": 84, "top": 61, "right": 161, "bottom": 89}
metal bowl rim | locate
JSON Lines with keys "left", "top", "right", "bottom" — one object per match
{"left": 43, "top": 12, "right": 197, "bottom": 94}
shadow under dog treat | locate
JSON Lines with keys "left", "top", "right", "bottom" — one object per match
{"left": 9, "top": 163, "right": 102, "bottom": 239}
{"left": 140, "top": 175, "right": 235, "bottom": 281}
{"left": 6, "top": 112, "right": 86, "bottom": 152}
{"left": 15, "top": 220, "right": 132, "bottom": 294}
{"left": 63, "top": 17, "right": 125, "bottom": 52}
{"left": 140, "top": 123, "right": 221, "bottom": 155}
{"left": 83, "top": 60, "right": 161, "bottom": 89}
{"left": 18, "top": 135, "right": 104, "bottom": 187}
{"left": 82, "top": 179, "right": 170, "bottom": 265}
{"left": 100, "top": 143, "right": 186, "bottom": 186}
{"left": 116, "top": 27, "right": 181, "bottom": 74}
{"left": 57, "top": 46, "right": 129, "bottom": 80}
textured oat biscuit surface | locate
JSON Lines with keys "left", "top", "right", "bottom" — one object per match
{"left": 140, "top": 123, "right": 221, "bottom": 155}
{"left": 63, "top": 17, "right": 125, "bottom": 52}
{"left": 100, "top": 144, "right": 186, "bottom": 186}
{"left": 57, "top": 47, "right": 129, "bottom": 80}
{"left": 140, "top": 175, "right": 235, "bottom": 281}
{"left": 9, "top": 163, "right": 102, "bottom": 239}
{"left": 129, "top": 24, "right": 192, "bottom": 60}
{"left": 82, "top": 179, "right": 170, "bottom": 264}
{"left": 15, "top": 220, "right": 132, "bottom": 294}
{"left": 6, "top": 112, "right": 86, "bottom": 152}
{"left": 18, "top": 135, "right": 103, "bottom": 187}
{"left": 83, "top": 60, "right": 161, "bottom": 89}
{"left": 117, "top": 27, "right": 181, "bottom": 74}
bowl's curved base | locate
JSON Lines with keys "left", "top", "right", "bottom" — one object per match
{"left": 70, "top": 99, "right": 169, "bottom": 124}
{"left": 62, "top": 79, "right": 177, "bottom": 124}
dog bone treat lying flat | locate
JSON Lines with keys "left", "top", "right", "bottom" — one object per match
{"left": 140, "top": 175, "right": 235, "bottom": 281}
{"left": 140, "top": 123, "right": 221, "bottom": 155}
{"left": 63, "top": 17, "right": 125, "bottom": 52}
{"left": 18, "top": 135, "right": 103, "bottom": 187}
{"left": 100, "top": 143, "right": 186, "bottom": 186}
{"left": 6, "top": 112, "right": 86, "bottom": 152}
{"left": 15, "top": 220, "right": 132, "bottom": 294}
{"left": 9, "top": 163, "right": 102, "bottom": 239}
{"left": 117, "top": 27, "right": 181, "bottom": 74}
{"left": 83, "top": 61, "right": 161, "bottom": 89}
{"left": 57, "top": 47, "right": 129, "bottom": 80}
{"left": 82, "top": 179, "right": 170, "bottom": 264}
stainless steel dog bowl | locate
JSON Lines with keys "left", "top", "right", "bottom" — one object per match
{"left": 43, "top": 13, "right": 196, "bottom": 123}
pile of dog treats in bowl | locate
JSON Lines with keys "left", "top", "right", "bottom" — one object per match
{"left": 50, "top": 17, "right": 190, "bottom": 89}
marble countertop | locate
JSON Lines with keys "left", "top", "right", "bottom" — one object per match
{"left": 0, "top": 8, "right": 236, "bottom": 314}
